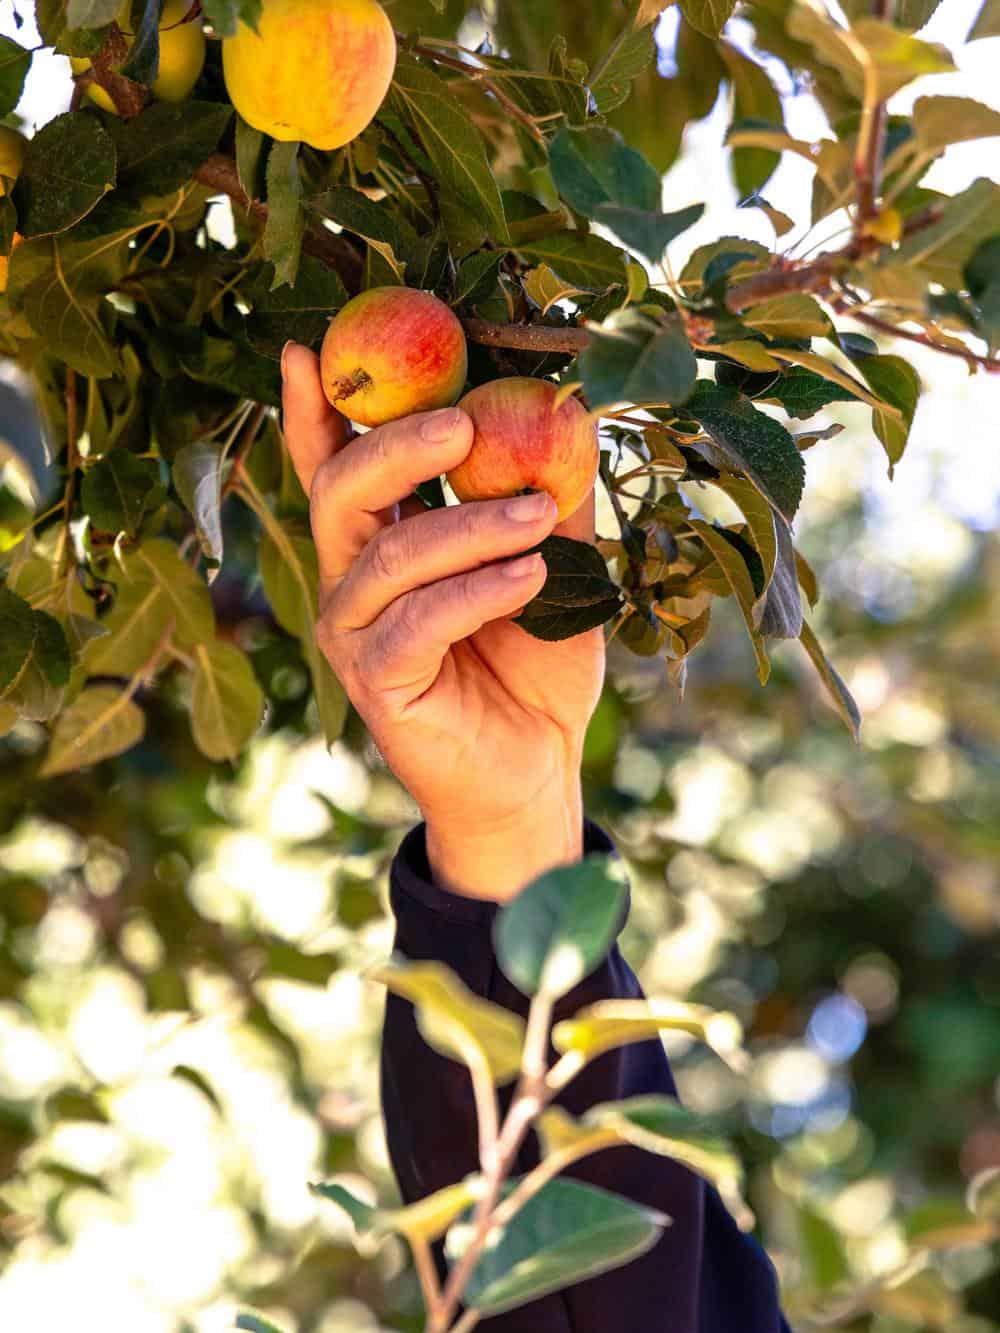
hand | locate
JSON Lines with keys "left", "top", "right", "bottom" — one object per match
{"left": 281, "top": 343, "right": 606, "bottom": 901}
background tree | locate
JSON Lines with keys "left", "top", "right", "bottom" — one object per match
{"left": 1, "top": 0, "right": 999, "bottom": 1329}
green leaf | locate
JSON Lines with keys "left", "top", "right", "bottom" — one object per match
{"left": 856, "top": 353, "right": 921, "bottom": 474}
{"left": 190, "top": 641, "right": 264, "bottom": 762}
{"left": 201, "top": 0, "right": 263, "bottom": 39}
{"left": 85, "top": 539, "right": 215, "bottom": 677}
{"left": 679, "top": 236, "right": 770, "bottom": 291}
{"left": 787, "top": 8, "right": 955, "bottom": 102}
{"left": 580, "top": 308, "right": 697, "bottom": 410}
{"left": 912, "top": 95, "right": 1000, "bottom": 158}
{"left": 679, "top": 0, "right": 736, "bottom": 39}
{"left": 515, "top": 535, "right": 623, "bottom": 642}
{"left": 453, "top": 249, "right": 504, "bottom": 306}
{"left": 236, "top": 1313, "right": 288, "bottom": 1333}
{"left": 720, "top": 43, "right": 784, "bottom": 197}
{"left": 111, "top": 101, "right": 233, "bottom": 198}
{"left": 964, "top": 234, "right": 1000, "bottom": 352}
{"left": 0, "top": 36, "right": 31, "bottom": 118}
{"left": 548, "top": 125, "right": 661, "bottom": 218}
{"left": 798, "top": 620, "right": 861, "bottom": 741}
{"left": 494, "top": 856, "right": 628, "bottom": 999}
{"left": 13, "top": 113, "right": 116, "bottom": 238}
{"left": 371, "top": 958, "right": 526, "bottom": 1084}
{"left": 40, "top": 684, "right": 145, "bottom": 776}
{"left": 180, "top": 334, "right": 282, "bottom": 408}
{"left": 235, "top": 114, "right": 266, "bottom": 200}
{"left": 449, "top": 1177, "right": 667, "bottom": 1315}
{"left": 308, "top": 185, "right": 407, "bottom": 282}
{"left": 390, "top": 54, "right": 508, "bottom": 240}
{"left": 0, "top": 586, "right": 38, "bottom": 697}
{"left": 80, "top": 450, "right": 163, "bottom": 536}
{"left": 893, "top": 178, "right": 1000, "bottom": 287}
{"left": 710, "top": 475, "right": 778, "bottom": 623}
{"left": 595, "top": 202, "right": 704, "bottom": 265}
{"left": 590, "top": 23, "right": 658, "bottom": 114}
{"left": 552, "top": 997, "right": 748, "bottom": 1072}
{"left": 689, "top": 519, "right": 770, "bottom": 681}
{"left": 684, "top": 381, "right": 805, "bottom": 520}
{"left": 743, "top": 294, "right": 830, "bottom": 339}
{"left": 517, "top": 230, "right": 628, "bottom": 291}
{"left": 313, "top": 1176, "right": 484, "bottom": 1245}
{"left": 762, "top": 367, "right": 860, "bottom": 419}
{"left": 263, "top": 140, "right": 304, "bottom": 290}
{"left": 247, "top": 256, "right": 347, "bottom": 358}
{"left": 66, "top": 0, "right": 119, "bottom": 28}
{"left": 172, "top": 441, "right": 224, "bottom": 575}
{"left": 798, "top": 1206, "right": 850, "bottom": 1291}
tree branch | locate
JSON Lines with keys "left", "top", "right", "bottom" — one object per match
{"left": 831, "top": 302, "right": 1000, "bottom": 373}
{"left": 854, "top": 0, "right": 895, "bottom": 230}
{"left": 193, "top": 154, "right": 364, "bottom": 292}
{"left": 460, "top": 318, "right": 589, "bottom": 354}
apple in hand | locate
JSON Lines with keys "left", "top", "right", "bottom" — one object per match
{"left": 320, "top": 287, "right": 469, "bottom": 428}
{"left": 447, "top": 377, "right": 598, "bottom": 522}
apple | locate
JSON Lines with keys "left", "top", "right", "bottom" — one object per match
{"left": 0, "top": 127, "right": 26, "bottom": 295}
{"left": 223, "top": 0, "right": 396, "bottom": 152}
{"left": 320, "top": 287, "right": 468, "bottom": 428}
{"left": 71, "top": 0, "right": 205, "bottom": 113}
{"left": 447, "top": 377, "right": 598, "bottom": 522}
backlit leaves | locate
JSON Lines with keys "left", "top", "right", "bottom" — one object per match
{"left": 190, "top": 641, "right": 265, "bottom": 761}
{"left": 0, "top": 36, "right": 31, "bottom": 118}
{"left": 41, "top": 684, "right": 146, "bottom": 776}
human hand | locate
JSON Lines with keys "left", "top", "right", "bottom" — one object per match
{"left": 281, "top": 343, "right": 606, "bottom": 901}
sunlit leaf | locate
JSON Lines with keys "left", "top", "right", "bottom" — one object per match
{"left": 743, "top": 294, "right": 830, "bottom": 339}
{"left": 371, "top": 959, "right": 526, "bottom": 1084}
{"left": 41, "top": 684, "right": 145, "bottom": 776}
{"left": 798, "top": 620, "right": 861, "bottom": 741}
{"left": 190, "top": 641, "right": 265, "bottom": 762}
{"left": 551, "top": 998, "right": 748, "bottom": 1073}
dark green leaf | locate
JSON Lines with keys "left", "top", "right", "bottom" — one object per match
{"left": 171, "top": 1064, "right": 223, "bottom": 1111}
{"left": 81, "top": 450, "right": 163, "bottom": 536}
{"left": 449, "top": 1177, "right": 667, "bottom": 1315}
{"left": 454, "top": 250, "right": 503, "bottom": 305}
{"left": 684, "top": 381, "right": 805, "bottom": 519}
{"left": 581, "top": 308, "right": 697, "bottom": 409}
{"left": 680, "top": 0, "right": 737, "bottom": 39}
{"left": 172, "top": 441, "right": 224, "bottom": 575}
{"left": 235, "top": 114, "right": 266, "bottom": 201}
{"left": 0, "top": 36, "right": 31, "bottom": 118}
{"left": 308, "top": 184, "right": 407, "bottom": 281}
{"left": 515, "top": 536, "right": 623, "bottom": 642}
{"left": 246, "top": 256, "right": 346, "bottom": 358}
{"left": 34, "top": 612, "right": 71, "bottom": 688}
{"left": 180, "top": 335, "right": 282, "bottom": 407}
{"left": 201, "top": 0, "right": 262, "bottom": 38}
{"left": 0, "top": 586, "right": 38, "bottom": 697}
{"left": 548, "top": 125, "right": 660, "bottom": 218}
{"left": 13, "top": 113, "right": 116, "bottom": 239}
{"left": 495, "top": 856, "right": 628, "bottom": 998}
{"left": 263, "top": 140, "right": 303, "bottom": 291}
{"left": 765, "top": 367, "right": 860, "bottom": 419}
{"left": 721, "top": 44, "right": 783, "bottom": 197}
{"left": 112, "top": 102, "right": 233, "bottom": 198}
{"left": 517, "top": 231, "right": 628, "bottom": 291}
{"left": 66, "top": 0, "right": 120, "bottom": 28}
{"left": 595, "top": 201, "right": 705, "bottom": 264}
{"left": 964, "top": 233, "right": 1000, "bottom": 351}
{"left": 856, "top": 353, "right": 921, "bottom": 474}
{"left": 390, "top": 54, "right": 508, "bottom": 240}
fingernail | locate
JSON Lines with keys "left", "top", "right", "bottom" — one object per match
{"left": 280, "top": 340, "right": 294, "bottom": 381}
{"left": 421, "top": 407, "right": 462, "bottom": 443}
{"left": 505, "top": 491, "right": 553, "bottom": 522}
{"left": 501, "top": 553, "right": 544, "bottom": 580}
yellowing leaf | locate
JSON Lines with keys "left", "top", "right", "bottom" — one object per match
{"left": 191, "top": 641, "right": 265, "bottom": 762}
{"left": 702, "top": 340, "right": 781, "bottom": 372}
{"left": 709, "top": 476, "right": 779, "bottom": 626}
{"left": 551, "top": 998, "right": 748, "bottom": 1074}
{"left": 688, "top": 518, "right": 771, "bottom": 682}
{"left": 371, "top": 959, "right": 525, "bottom": 1084}
{"left": 313, "top": 1175, "right": 486, "bottom": 1246}
{"left": 743, "top": 294, "right": 830, "bottom": 339}
{"left": 41, "top": 684, "right": 145, "bottom": 776}
{"left": 913, "top": 95, "right": 1000, "bottom": 157}
{"left": 523, "top": 263, "right": 584, "bottom": 314}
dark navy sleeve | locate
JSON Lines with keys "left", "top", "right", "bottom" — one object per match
{"left": 380, "top": 820, "right": 790, "bottom": 1333}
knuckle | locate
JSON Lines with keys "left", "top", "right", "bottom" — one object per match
{"left": 368, "top": 527, "right": 402, "bottom": 584}
{"left": 309, "top": 458, "right": 337, "bottom": 519}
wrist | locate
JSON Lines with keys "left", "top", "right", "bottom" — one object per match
{"left": 424, "top": 777, "right": 584, "bottom": 903}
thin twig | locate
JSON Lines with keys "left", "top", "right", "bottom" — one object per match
{"left": 853, "top": 0, "right": 895, "bottom": 231}
{"left": 410, "top": 1235, "right": 443, "bottom": 1317}
{"left": 831, "top": 302, "right": 1000, "bottom": 373}
{"left": 403, "top": 39, "right": 547, "bottom": 144}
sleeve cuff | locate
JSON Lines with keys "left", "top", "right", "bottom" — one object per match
{"left": 389, "top": 819, "right": 619, "bottom": 929}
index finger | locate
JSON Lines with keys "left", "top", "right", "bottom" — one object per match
{"left": 280, "top": 341, "right": 353, "bottom": 496}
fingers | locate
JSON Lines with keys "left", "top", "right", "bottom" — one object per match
{"left": 337, "top": 553, "right": 549, "bottom": 699}
{"left": 281, "top": 342, "right": 353, "bottom": 496}
{"left": 309, "top": 406, "right": 474, "bottom": 596}
{"left": 330, "top": 490, "right": 557, "bottom": 630}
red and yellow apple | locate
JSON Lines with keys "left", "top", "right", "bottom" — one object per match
{"left": 0, "top": 126, "right": 26, "bottom": 295}
{"left": 320, "top": 286, "right": 468, "bottom": 428}
{"left": 447, "top": 377, "right": 598, "bottom": 522}
{"left": 223, "top": 0, "right": 396, "bottom": 151}
{"left": 71, "top": 0, "right": 205, "bottom": 113}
